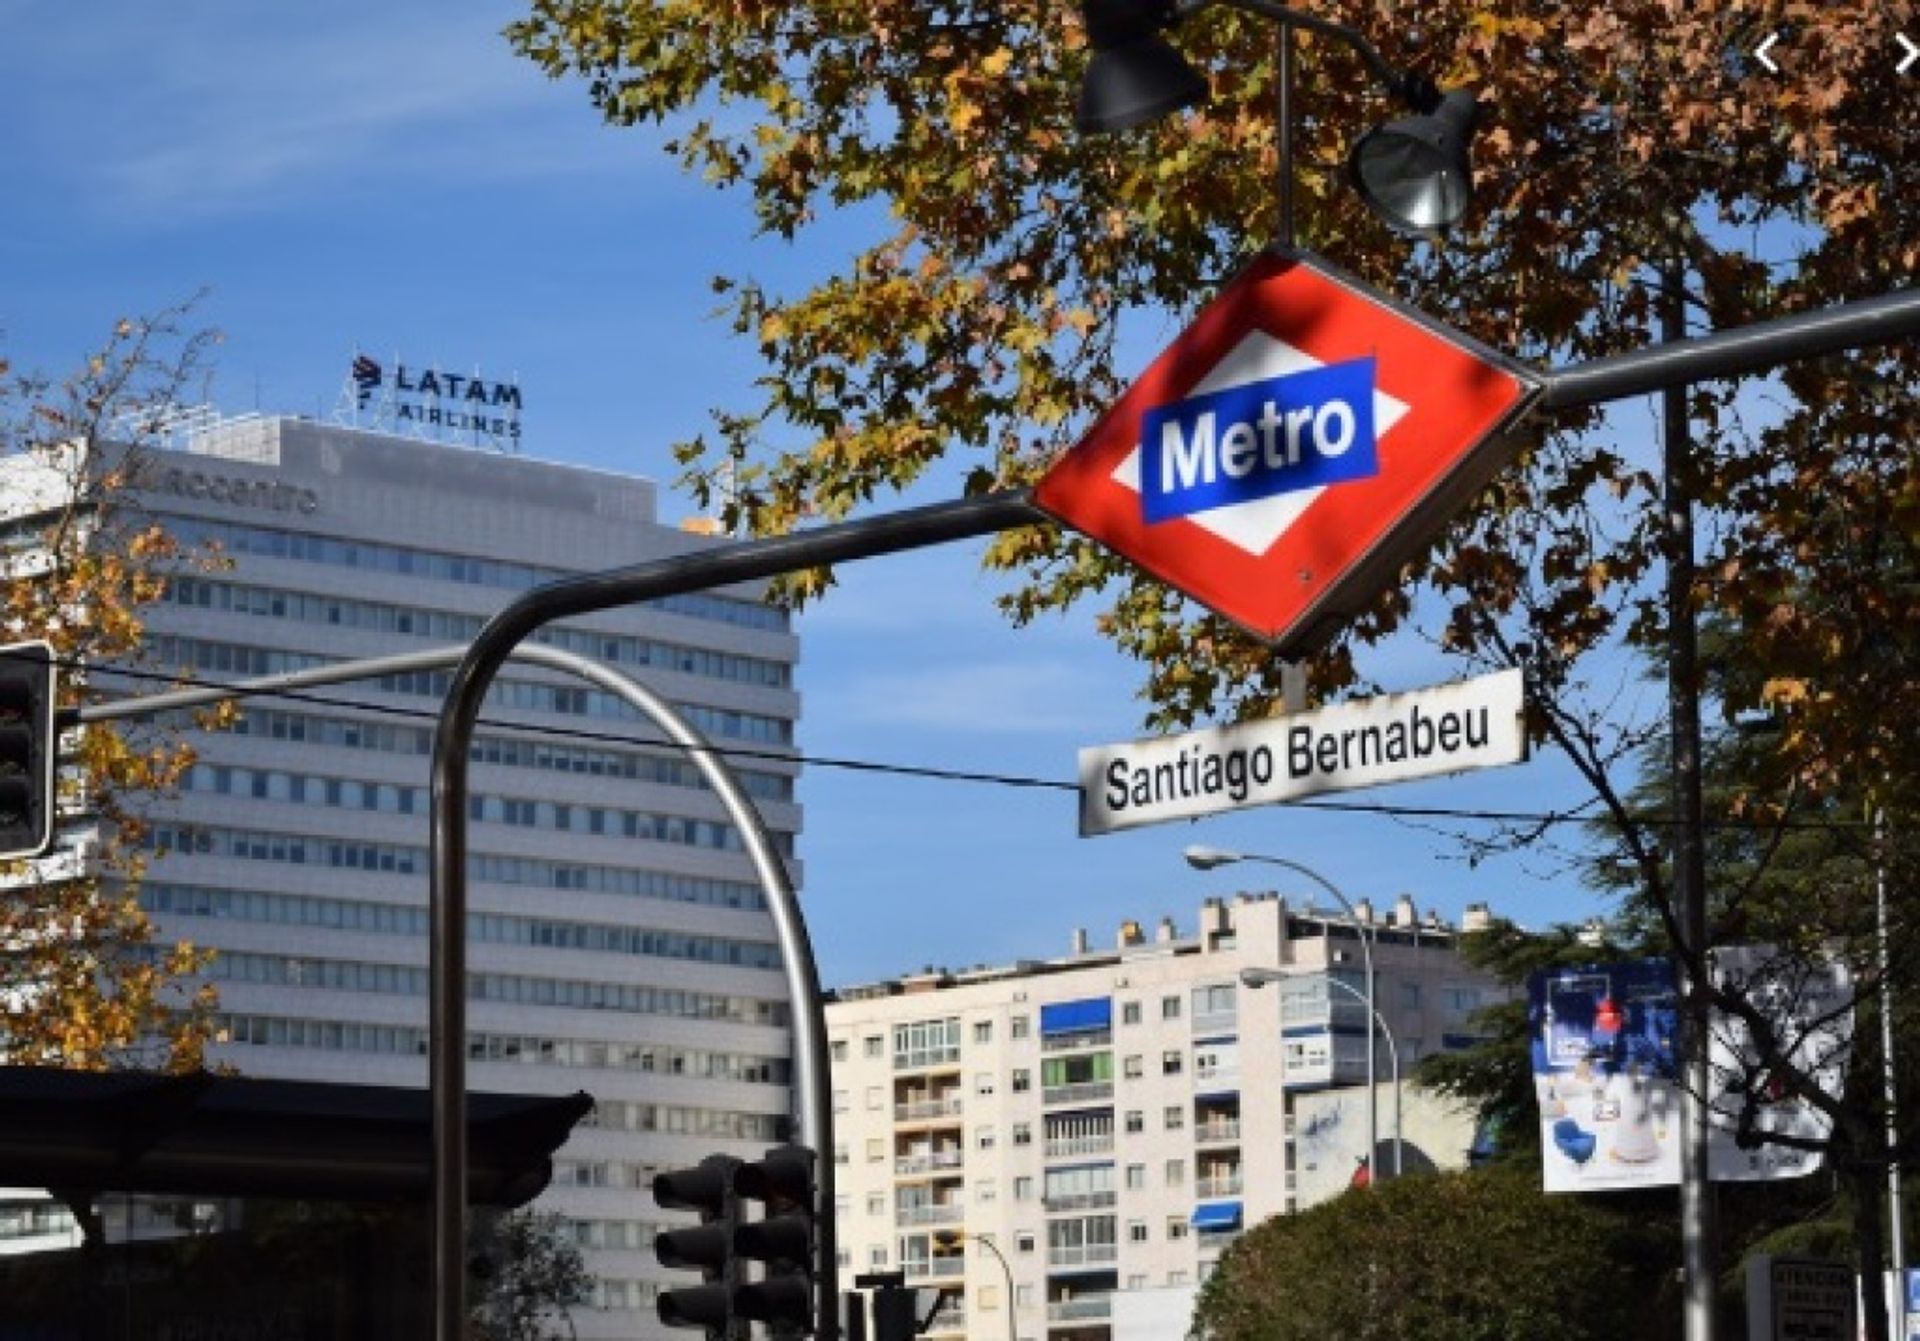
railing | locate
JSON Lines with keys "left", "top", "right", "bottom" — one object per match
{"left": 1041, "top": 1028, "right": 1112, "bottom": 1054}
{"left": 905, "top": 1256, "right": 967, "bottom": 1280}
{"left": 1193, "top": 1068, "right": 1240, "bottom": 1091}
{"left": 922, "top": 1304, "right": 966, "bottom": 1333}
{"left": 1194, "top": 1120, "right": 1241, "bottom": 1145}
{"left": 1196, "top": 1175, "right": 1243, "bottom": 1198}
{"left": 895, "top": 1045, "right": 962, "bottom": 1071}
{"left": 1042, "top": 1133, "right": 1114, "bottom": 1159}
{"left": 895, "top": 1149, "right": 965, "bottom": 1176}
{"left": 1046, "top": 1243, "right": 1119, "bottom": 1268}
{"left": 1041, "top": 1081, "right": 1113, "bottom": 1106}
{"left": 1047, "top": 1295, "right": 1114, "bottom": 1322}
{"left": 895, "top": 1095, "right": 963, "bottom": 1122}
{"left": 895, "top": 1203, "right": 966, "bottom": 1228}
{"left": 1042, "top": 1191, "right": 1117, "bottom": 1213}
{"left": 1192, "top": 1009, "right": 1238, "bottom": 1034}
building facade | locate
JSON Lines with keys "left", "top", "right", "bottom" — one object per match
{"left": 825, "top": 892, "right": 1500, "bottom": 1341}
{"left": 2, "top": 416, "right": 802, "bottom": 1338}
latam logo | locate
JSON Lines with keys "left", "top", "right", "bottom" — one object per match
{"left": 1115, "top": 333, "right": 1410, "bottom": 556}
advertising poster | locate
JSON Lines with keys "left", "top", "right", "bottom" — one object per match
{"left": 1530, "top": 951, "right": 1854, "bottom": 1192}
{"left": 1530, "top": 958, "right": 1682, "bottom": 1192}
{"left": 1706, "top": 946, "right": 1852, "bottom": 1181}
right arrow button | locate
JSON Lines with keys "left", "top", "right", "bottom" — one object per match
{"left": 1898, "top": 32, "right": 1919, "bottom": 76}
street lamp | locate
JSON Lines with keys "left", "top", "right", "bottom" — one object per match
{"left": 1184, "top": 845, "right": 1383, "bottom": 1185}
{"left": 1241, "top": 965, "right": 1402, "bottom": 1178}
{"left": 932, "top": 1229, "right": 1015, "bottom": 1341}
{"left": 1074, "top": 0, "right": 1482, "bottom": 239}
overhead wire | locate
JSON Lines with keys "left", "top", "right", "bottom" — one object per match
{"left": 4, "top": 644, "right": 1876, "bottom": 832}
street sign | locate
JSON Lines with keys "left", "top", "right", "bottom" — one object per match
{"left": 1077, "top": 669, "right": 1525, "bottom": 836}
{"left": 1034, "top": 247, "right": 1541, "bottom": 653}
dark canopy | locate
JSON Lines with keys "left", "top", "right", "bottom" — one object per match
{"left": 0, "top": 1066, "right": 592, "bottom": 1208}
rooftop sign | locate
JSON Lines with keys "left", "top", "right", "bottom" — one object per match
{"left": 337, "top": 353, "right": 523, "bottom": 451}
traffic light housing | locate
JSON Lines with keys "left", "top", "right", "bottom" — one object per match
{"left": 733, "top": 1144, "right": 818, "bottom": 1337}
{"left": 0, "top": 641, "right": 57, "bottom": 861}
{"left": 655, "top": 1153, "right": 746, "bottom": 1337}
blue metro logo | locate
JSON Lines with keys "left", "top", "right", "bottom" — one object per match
{"left": 1140, "top": 357, "right": 1378, "bottom": 525}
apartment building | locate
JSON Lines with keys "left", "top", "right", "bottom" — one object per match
{"left": 825, "top": 891, "right": 1500, "bottom": 1341}
{"left": 0, "top": 414, "right": 801, "bottom": 1339}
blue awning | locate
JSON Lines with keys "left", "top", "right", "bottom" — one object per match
{"left": 1190, "top": 1201, "right": 1243, "bottom": 1231}
{"left": 1040, "top": 998, "right": 1112, "bottom": 1036}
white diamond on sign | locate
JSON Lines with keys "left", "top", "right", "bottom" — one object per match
{"left": 1110, "top": 330, "right": 1412, "bottom": 557}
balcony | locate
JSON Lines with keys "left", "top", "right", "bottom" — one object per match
{"left": 1047, "top": 1295, "right": 1114, "bottom": 1323}
{"left": 1046, "top": 1243, "right": 1119, "bottom": 1269}
{"left": 1193, "top": 1120, "right": 1241, "bottom": 1146}
{"left": 1196, "top": 1174, "right": 1243, "bottom": 1198}
{"left": 1192, "top": 1009, "right": 1238, "bottom": 1035}
{"left": 895, "top": 1203, "right": 966, "bottom": 1228}
{"left": 904, "top": 1256, "right": 967, "bottom": 1281}
{"left": 1041, "top": 1081, "right": 1113, "bottom": 1107}
{"left": 921, "top": 1303, "right": 966, "bottom": 1334}
{"left": 895, "top": 1095, "right": 963, "bottom": 1122}
{"left": 1041, "top": 1028, "right": 1111, "bottom": 1054}
{"left": 895, "top": 1045, "right": 962, "bottom": 1072}
{"left": 1043, "top": 1191, "right": 1118, "bottom": 1214}
{"left": 1042, "top": 1133, "right": 1114, "bottom": 1160}
{"left": 896, "top": 1149, "right": 965, "bottom": 1177}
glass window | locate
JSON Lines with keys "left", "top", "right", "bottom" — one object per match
{"left": 1125, "top": 1164, "right": 1146, "bottom": 1189}
{"left": 1121, "top": 1000, "right": 1142, "bottom": 1026}
{"left": 974, "top": 1020, "right": 993, "bottom": 1044}
{"left": 1124, "top": 1111, "right": 1144, "bottom": 1134}
{"left": 1010, "top": 1015, "right": 1030, "bottom": 1040}
{"left": 1162, "top": 995, "right": 1182, "bottom": 1020}
{"left": 1162, "top": 1050, "right": 1184, "bottom": 1075}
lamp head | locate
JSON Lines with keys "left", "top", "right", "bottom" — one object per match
{"left": 1348, "top": 87, "right": 1480, "bottom": 235}
{"left": 1183, "top": 844, "right": 1241, "bottom": 870}
{"left": 1075, "top": 0, "right": 1208, "bottom": 133}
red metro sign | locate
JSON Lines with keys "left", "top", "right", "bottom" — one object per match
{"left": 1034, "top": 247, "right": 1542, "bottom": 654}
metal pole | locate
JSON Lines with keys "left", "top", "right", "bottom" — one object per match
{"left": 428, "top": 489, "right": 1044, "bottom": 1341}
{"left": 1540, "top": 287, "right": 1920, "bottom": 413}
{"left": 1881, "top": 804, "right": 1908, "bottom": 1339}
{"left": 1193, "top": 851, "right": 1377, "bottom": 1182}
{"left": 973, "top": 1234, "right": 1017, "bottom": 1341}
{"left": 1275, "top": 16, "right": 1294, "bottom": 249}
{"left": 75, "top": 642, "right": 826, "bottom": 1334}
{"left": 1662, "top": 261, "right": 1718, "bottom": 1341}
{"left": 1325, "top": 976, "right": 1401, "bottom": 1177}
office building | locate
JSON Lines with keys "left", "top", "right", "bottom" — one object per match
{"left": 1, "top": 413, "right": 801, "bottom": 1339}
{"left": 825, "top": 891, "right": 1500, "bottom": 1341}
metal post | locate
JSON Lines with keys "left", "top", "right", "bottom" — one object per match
{"left": 1275, "top": 16, "right": 1294, "bottom": 249}
{"left": 1325, "top": 975, "right": 1402, "bottom": 1177}
{"left": 1662, "top": 261, "right": 1718, "bottom": 1341}
{"left": 1191, "top": 849, "right": 1378, "bottom": 1181}
{"left": 1880, "top": 804, "right": 1908, "bottom": 1338}
{"left": 973, "top": 1233, "right": 1017, "bottom": 1341}
{"left": 428, "top": 490, "right": 1045, "bottom": 1341}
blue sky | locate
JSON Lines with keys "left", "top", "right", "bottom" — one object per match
{"left": 0, "top": 0, "right": 1629, "bottom": 986}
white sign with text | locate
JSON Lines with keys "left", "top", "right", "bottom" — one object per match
{"left": 1078, "top": 669, "right": 1527, "bottom": 836}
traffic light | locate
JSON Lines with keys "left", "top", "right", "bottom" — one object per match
{"left": 733, "top": 1144, "right": 817, "bottom": 1337}
{"left": 655, "top": 1153, "right": 747, "bottom": 1338}
{"left": 0, "top": 641, "right": 57, "bottom": 861}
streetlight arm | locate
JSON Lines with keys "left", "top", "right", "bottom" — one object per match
{"left": 1172, "top": 0, "right": 1436, "bottom": 109}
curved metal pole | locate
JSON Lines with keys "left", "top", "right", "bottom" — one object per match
{"left": 973, "top": 1233, "right": 1017, "bottom": 1341}
{"left": 1189, "top": 847, "right": 1377, "bottom": 1185}
{"left": 1324, "top": 975, "right": 1401, "bottom": 1179}
{"left": 429, "top": 489, "right": 1041, "bottom": 1341}
{"left": 77, "top": 640, "right": 831, "bottom": 1330}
